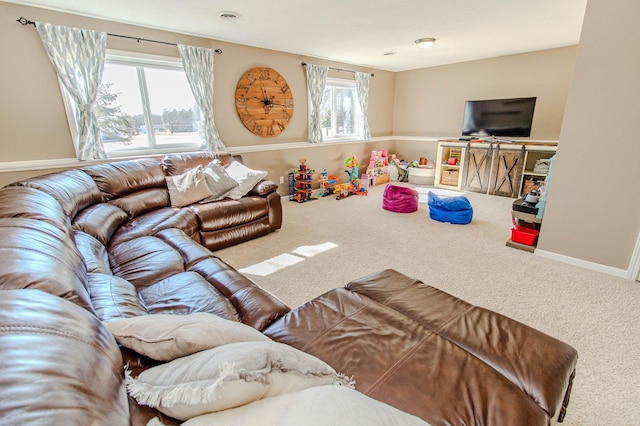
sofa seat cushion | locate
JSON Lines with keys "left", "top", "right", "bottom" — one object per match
{"left": 264, "top": 285, "right": 555, "bottom": 425}
{"left": 199, "top": 218, "right": 272, "bottom": 252}
{"left": 109, "top": 236, "right": 186, "bottom": 289}
{"left": 109, "top": 207, "right": 199, "bottom": 247}
{"left": 87, "top": 272, "right": 148, "bottom": 322}
{"left": 191, "top": 196, "right": 269, "bottom": 232}
{"left": 0, "top": 289, "right": 129, "bottom": 425}
{"left": 155, "top": 228, "right": 291, "bottom": 331}
{"left": 138, "top": 271, "right": 240, "bottom": 321}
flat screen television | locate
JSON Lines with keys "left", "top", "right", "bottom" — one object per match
{"left": 462, "top": 97, "right": 536, "bottom": 138}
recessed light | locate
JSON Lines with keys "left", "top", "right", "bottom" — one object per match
{"left": 415, "top": 38, "right": 436, "bottom": 49}
{"left": 218, "top": 11, "right": 240, "bottom": 20}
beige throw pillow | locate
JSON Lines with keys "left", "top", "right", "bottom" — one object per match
{"left": 105, "top": 312, "right": 269, "bottom": 361}
{"left": 165, "top": 165, "right": 214, "bottom": 207}
{"left": 200, "top": 159, "right": 239, "bottom": 202}
{"left": 126, "top": 341, "right": 354, "bottom": 421}
{"left": 223, "top": 161, "right": 268, "bottom": 200}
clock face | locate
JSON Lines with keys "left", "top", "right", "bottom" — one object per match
{"left": 235, "top": 67, "right": 294, "bottom": 137}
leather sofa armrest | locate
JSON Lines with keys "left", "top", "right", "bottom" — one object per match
{"left": 249, "top": 180, "right": 279, "bottom": 196}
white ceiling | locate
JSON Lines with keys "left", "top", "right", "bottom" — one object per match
{"left": 10, "top": 0, "right": 588, "bottom": 72}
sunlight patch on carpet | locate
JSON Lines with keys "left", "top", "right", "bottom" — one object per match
{"left": 239, "top": 253, "right": 305, "bottom": 276}
{"left": 292, "top": 242, "right": 339, "bottom": 258}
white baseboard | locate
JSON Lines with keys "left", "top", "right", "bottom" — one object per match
{"left": 534, "top": 249, "right": 629, "bottom": 279}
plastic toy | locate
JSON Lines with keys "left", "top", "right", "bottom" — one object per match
{"left": 289, "top": 158, "right": 316, "bottom": 203}
{"left": 318, "top": 169, "right": 339, "bottom": 197}
{"left": 390, "top": 154, "right": 409, "bottom": 182}
{"left": 363, "top": 150, "right": 390, "bottom": 186}
{"left": 336, "top": 156, "right": 368, "bottom": 200}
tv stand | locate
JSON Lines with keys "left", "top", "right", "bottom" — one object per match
{"left": 434, "top": 140, "right": 557, "bottom": 198}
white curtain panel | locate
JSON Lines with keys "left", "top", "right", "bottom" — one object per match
{"left": 354, "top": 72, "right": 371, "bottom": 141}
{"left": 305, "top": 64, "right": 328, "bottom": 143}
{"left": 178, "top": 45, "right": 225, "bottom": 152}
{"left": 36, "top": 22, "right": 107, "bottom": 161}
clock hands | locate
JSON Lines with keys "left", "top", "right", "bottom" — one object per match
{"left": 252, "top": 96, "right": 288, "bottom": 110}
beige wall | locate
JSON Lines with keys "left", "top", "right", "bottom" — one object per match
{"left": 390, "top": 47, "right": 577, "bottom": 166}
{"left": 0, "top": 1, "right": 395, "bottom": 189}
{"left": 536, "top": 0, "right": 640, "bottom": 271}
{"left": 393, "top": 47, "right": 577, "bottom": 140}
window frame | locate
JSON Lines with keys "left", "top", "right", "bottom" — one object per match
{"left": 61, "top": 49, "right": 204, "bottom": 158}
{"left": 319, "top": 77, "right": 364, "bottom": 143}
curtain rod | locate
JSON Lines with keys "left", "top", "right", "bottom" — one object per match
{"left": 16, "top": 17, "right": 223, "bottom": 54}
{"left": 301, "top": 62, "right": 374, "bottom": 77}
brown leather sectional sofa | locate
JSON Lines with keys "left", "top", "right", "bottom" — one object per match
{"left": 0, "top": 152, "right": 578, "bottom": 425}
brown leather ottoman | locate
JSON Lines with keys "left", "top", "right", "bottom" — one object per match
{"left": 264, "top": 269, "right": 578, "bottom": 426}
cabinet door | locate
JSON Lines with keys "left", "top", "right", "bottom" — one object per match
{"left": 461, "top": 144, "right": 492, "bottom": 193}
{"left": 489, "top": 146, "right": 525, "bottom": 198}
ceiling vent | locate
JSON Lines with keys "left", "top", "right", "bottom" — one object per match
{"left": 218, "top": 11, "right": 240, "bottom": 20}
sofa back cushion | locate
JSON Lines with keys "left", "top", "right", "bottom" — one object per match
{"left": 73, "top": 203, "right": 130, "bottom": 245}
{"left": 0, "top": 289, "right": 129, "bottom": 424}
{"left": 84, "top": 158, "right": 166, "bottom": 198}
{"left": 0, "top": 185, "right": 74, "bottom": 237}
{"left": 74, "top": 231, "right": 112, "bottom": 274}
{"left": 83, "top": 158, "right": 170, "bottom": 218}
{"left": 8, "top": 168, "right": 103, "bottom": 220}
{"left": 162, "top": 152, "right": 236, "bottom": 176}
{"left": 0, "top": 217, "right": 94, "bottom": 313}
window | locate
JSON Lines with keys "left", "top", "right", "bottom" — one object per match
{"left": 64, "top": 51, "right": 203, "bottom": 157}
{"left": 319, "top": 78, "right": 363, "bottom": 141}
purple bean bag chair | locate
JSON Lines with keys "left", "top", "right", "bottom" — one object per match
{"left": 427, "top": 191, "right": 473, "bottom": 224}
{"left": 382, "top": 184, "right": 418, "bottom": 213}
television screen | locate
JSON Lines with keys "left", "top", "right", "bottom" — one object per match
{"left": 462, "top": 97, "right": 536, "bottom": 137}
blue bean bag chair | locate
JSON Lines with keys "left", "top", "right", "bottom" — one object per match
{"left": 427, "top": 192, "right": 473, "bottom": 224}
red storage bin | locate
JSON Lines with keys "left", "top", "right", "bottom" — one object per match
{"left": 511, "top": 226, "right": 539, "bottom": 246}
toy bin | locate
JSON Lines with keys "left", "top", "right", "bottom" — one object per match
{"left": 511, "top": 225, "right": 539, "bottom": 246}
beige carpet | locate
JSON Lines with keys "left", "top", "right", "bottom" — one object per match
{"left": 217, "top": 182, "right": 640, "bottom": 426}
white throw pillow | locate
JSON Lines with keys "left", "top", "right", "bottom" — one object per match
{"left": 182, "top": 385, "right": 430, "bottom": 426}
{"left": 165, "top": 165, "right": 214, "bottom": 207}
{"left": 105, "top": 312, "right": 269, "bottom": 361}
{"left": 200, "top": 159, "right": 239, "bottom": 202}
{"left": 126, "top": 340, "right": 354, "bottom": 420}
{"left": 223, "top": 161, "right": 268, "bottom": 200}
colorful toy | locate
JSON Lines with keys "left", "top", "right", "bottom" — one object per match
{"left": 390, "top": 154, "right": 409, "bottom": 182}
{"left": 336, "top": 155, "right": 368, "bottom": 200}
{"left": 288, "top": 158, "right": 316, "bottom": 203}
{"left": 318, "top": 169, "right": 339, "bottom": 197}
{"left": 364, "top": 150, "right": 390, "bottom": 186}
